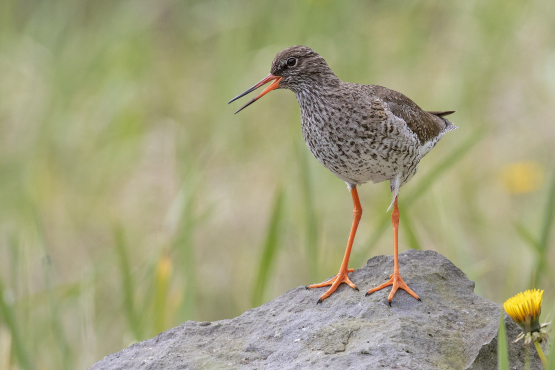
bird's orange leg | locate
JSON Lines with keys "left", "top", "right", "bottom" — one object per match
{"left": 366, "top": 196, "right": 420, "bottom": 305}
{"left": 307, "top": 186, "right": 362, "bottom": 303}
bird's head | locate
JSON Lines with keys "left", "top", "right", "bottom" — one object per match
{"left": 229, "top": 45, "right": 336, "bottom": 113}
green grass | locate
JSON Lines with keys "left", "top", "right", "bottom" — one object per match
{"left": 0, "top": 0, "right": 554, "bottom": 368}
{"left": 535, "top": 167, "right": 555, "bottom": 287}
{"left": 514, "top": 166, "right": 555, "bottom": 288}
{"left": 0, "top": 277, "right": 35, "bottom": 370}
{"left": 113, "top": 222, "right": 143, "bottom": 341}
{"left": 497, "top": 312, "right": 510, "bottom": 370}
{"left": 252, "top": 187, "right": 285, "bottom": 307}
{"left": 548, "top": 338, "right": 555, "bottom": 370}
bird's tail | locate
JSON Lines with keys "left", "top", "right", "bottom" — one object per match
{"left": 442, "top": 118, "right": 458, "bottom": 133}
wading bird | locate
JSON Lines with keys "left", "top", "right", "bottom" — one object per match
{"left": 229, "top": 46, "right": 457, "bottom": 305}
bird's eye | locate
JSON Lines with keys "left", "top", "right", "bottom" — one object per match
{"left": 286, "top": 57, "right": 297, "bottom": 67}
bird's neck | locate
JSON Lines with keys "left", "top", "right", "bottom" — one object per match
{"left": 295, "top": 75, "right": 341, "bottom": 103}
{"left": 294, "top": 72, "right": 340, "bottom": 92}
{"left": 295, "top": 78, "right": 343, "bottom": 130}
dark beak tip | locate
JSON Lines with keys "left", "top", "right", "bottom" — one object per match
{"left": 228, "top": 73, "right": 277, "bottom": 106}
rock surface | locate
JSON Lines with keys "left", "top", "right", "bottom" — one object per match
{"left": 90, "top": 250, "right": 542, "bottom": 369}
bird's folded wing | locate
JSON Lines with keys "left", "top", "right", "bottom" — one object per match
{"left": 372, "top": 85, "right": 447, "bottom": 144}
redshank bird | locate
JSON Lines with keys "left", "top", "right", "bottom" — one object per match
{"left": 229, "top": 46, "right": 457, "bottom": 305}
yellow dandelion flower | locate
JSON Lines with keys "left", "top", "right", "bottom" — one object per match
{"left": 155, "top": 254, "right": 173, "bottom": 282}
{"left": 504, "top": 289, "right": 550, "bottom": 366}
{"left": 500, "top": 161, "right": 544, "bottom": 194}
{"left": 503, "top": 289, "right": 543, "bottom": 332}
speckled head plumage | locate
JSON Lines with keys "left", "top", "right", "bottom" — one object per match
{"left": 228, "top": 45, "right": 338, "bottom": 113}
{"left": 269, "top": 46, "right": 338, "bottom": 92}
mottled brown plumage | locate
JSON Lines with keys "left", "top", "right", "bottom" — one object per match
{"left": 229, "top": 45, "right": 458, "bottom": 304}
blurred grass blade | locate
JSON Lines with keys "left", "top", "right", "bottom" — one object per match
{"left": 297, "top": 139, "right": 319, "bottom": 282}
{"left": 498, "top": 311, "right": 509, "bottom": 370}
{"left": 0, "top": 277, "right": 35, "bottom": 370}
{"left": 540, "top": 166, "right": 555, "bottom": 247}
{"left": 113, "top": 223, "right": 142, "bottom": 340}
{"left": 354, "top": 216, "right": 390, "bottom": 264}
{"left": 42, "top": 259, "right": 74, "bottom": 370}
{"left": 548, "top": 336, "right": 555, "bottom": 370}
{"left": 404, "top": 127, "right": 487, "bottom": 208}
{"left": 534, "top": 166, "right": 555, "bottom": 287}
{"left": 171, "top": 182, "right": 199, "bottom": 323}
{"left": 355, "top": 128, "right": 486, "bottom": 262}
{"left": 33, "top": 212, "right": 74, "bottom": 370}
{"left": 0, "top": 325, "right": 11, "bottom": 370}
{"left": 514, "top": 222, "right": 542, "bottom": 255}
{"left": 152, "top": 252, "right": 173, "bottom": 335}
{"left": 400, "top": 211, "right": 422, "bottom": 250}
{"left": 252, "top": 187, "right": 285, "bottom": 307}
{"left": 8, "top": 233, "right": 20, "bottom": 302}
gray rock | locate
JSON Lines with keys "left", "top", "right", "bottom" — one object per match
{"left": 90, "top": 250, "right": 543, "bottom": 369}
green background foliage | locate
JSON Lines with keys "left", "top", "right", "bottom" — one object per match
{"left": 0, "top": 0, "right": 554, "bottom": 368}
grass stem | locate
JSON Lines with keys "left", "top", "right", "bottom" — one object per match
{"left": 498, "top": 312, "right": 509, "bottom": 370}
{"left": 534, "top": 340, "right": 547, "bottom": 367}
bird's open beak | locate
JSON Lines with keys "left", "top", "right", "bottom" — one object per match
{"left": 228, "top": 74, "right": 282, "bottom": 114}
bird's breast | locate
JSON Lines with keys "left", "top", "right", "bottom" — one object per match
{"left": 297, "top": 91, "right": 421, "bottom": 185}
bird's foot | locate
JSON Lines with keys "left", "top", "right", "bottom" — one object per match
{"left": 365, "top": 272, "right": 420, "bottom": 305}
{"left": 307, "top": 268, "right": 357, "bottom": 303}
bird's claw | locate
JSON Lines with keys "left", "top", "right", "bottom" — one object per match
{"left": 366, "top": 272, "right": 419, "bottom": 303}
{"left": 307, "top": 269, "right": 357, "bottom": 303}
